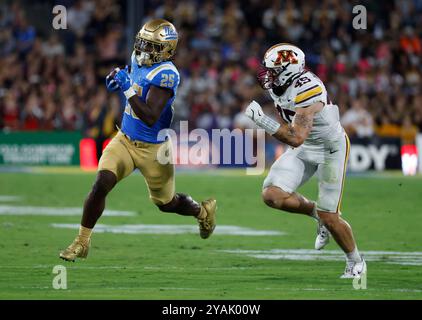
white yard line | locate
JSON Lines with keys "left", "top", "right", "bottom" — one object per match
{"left": 392, "top": 289, "right": 422, "bottom": 293}
{"left": 221, "top": 249, "right": 422, "bottom": 266}
{"left": 0, "top": 265, "right": 268, "bottom": 272}
{"left": 0, "top": 195, "right": 22, "bottom": 202}
{"left": 0, "top": 205, "right": 135, "bottom": 216}
{"left": 51, "top": 223, "right": 285, "bottom": 236}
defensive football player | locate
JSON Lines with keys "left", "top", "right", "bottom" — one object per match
{"left": 245, "top": 43, "right": 366, "bottom": 278}
{"left": 60, "top": 19, "right": 217, "bottom": 262}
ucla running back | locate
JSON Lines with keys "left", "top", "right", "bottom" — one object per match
{"left": 60, "top": 19, "right": 216, "bottom": 262}
{"left": 245, "top": 43, "right": 366, "bottom": 278}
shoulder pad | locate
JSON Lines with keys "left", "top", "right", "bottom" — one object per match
{"left": 146, "top": 63, "right": 180, "bottom": 89}
{"left": 293, "top": 73, "right": 324, "bottom": 107}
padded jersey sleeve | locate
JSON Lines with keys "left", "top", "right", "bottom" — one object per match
{"left": 146, "top": 63, "right": 180, "bottom": 91}
{"left": 292, "top": 73, "right": 326, "bottom": 108}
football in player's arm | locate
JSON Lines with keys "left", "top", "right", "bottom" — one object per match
{"left": 112, "top": 66, "right": 173, "bottom": 127}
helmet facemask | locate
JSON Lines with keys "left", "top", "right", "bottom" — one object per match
{"left": 257, "top": 63, "right": 291, "bottom": 90}
{"left": 134, "top": 37, "right": 164, "bottom": 66}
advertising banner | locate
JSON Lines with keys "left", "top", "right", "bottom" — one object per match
{"left": 348, "top": 137, "right": 401, "bottom": 172}
{"left": 0, "top": 131, "right": 82, "bottom": 166}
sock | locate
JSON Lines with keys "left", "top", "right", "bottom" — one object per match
{"left": 310, "top": 202, "right": 320, "bottom": 222}
{"left": 346, "top": 247, "right": 362, "bottom": 264}
{"left": 78, "top": 225, "right": 93, "bottom": 241}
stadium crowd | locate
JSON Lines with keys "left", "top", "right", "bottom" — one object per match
{"left": 1, "top": 0, "right": 422, "bottom": 145}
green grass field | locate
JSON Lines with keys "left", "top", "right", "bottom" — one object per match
{"left": 0, "top": 169, "right": 421, "bottom": 299}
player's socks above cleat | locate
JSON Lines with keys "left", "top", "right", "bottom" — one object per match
{"left": 315, "top": 221, "right": 330, "bottom": 250}
{"left": 197, "top": 199, "right": 217, "bottom": 239}
{"left": 340, "top": 257, "right": 366, "bottom": 279}
{"left": 59, "top": 236, "right": 91, "bottom": 262}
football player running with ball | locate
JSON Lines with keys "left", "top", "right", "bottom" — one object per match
{"left": 60, "top": 19, "right": 216, "bottom": 262}
{"left": 246, "top": 43, "right": 366, "bottom": 278}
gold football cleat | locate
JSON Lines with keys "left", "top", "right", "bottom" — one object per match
{"left": 197, "top": 199, "right": 217, "bottom": 239}
{"left": 59, "top": 236, "right": 90, "bottom": 262}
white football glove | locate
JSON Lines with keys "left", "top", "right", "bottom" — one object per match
{"left": 245, "top": 100, "right": 264, "bottom": 123}
{"left": 244, "top": 100, "right": 281, "bottom": 135}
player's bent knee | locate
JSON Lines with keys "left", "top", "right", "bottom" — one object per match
{"left": 317, "top": 210, "right": 340, "bottom": 229}
{"left": 91, "top": 170, "right": 117, "bottom": 197}
{"left": 262, "top": 186, "right": 290, "bottom": 209}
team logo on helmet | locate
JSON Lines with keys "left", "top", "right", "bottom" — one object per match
{"left": 162, "top": 26, "right": 178, "bottom": 40}
{"left": 274, "top": 50, "right": 298, "bottom": 65}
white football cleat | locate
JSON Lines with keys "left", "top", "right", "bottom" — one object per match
{"left": 315, "top": 221, "right": 330, "bottom": 250}
{"left": 340, "top": 258, "right": 367, "bottom": 279}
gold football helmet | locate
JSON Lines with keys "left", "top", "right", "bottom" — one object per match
{"left": 134, "top": 19, "right": 178, "bottom": 66}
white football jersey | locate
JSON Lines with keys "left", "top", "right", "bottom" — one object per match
{"left": 269, "top": 71, "right": 344, "bottom": 145}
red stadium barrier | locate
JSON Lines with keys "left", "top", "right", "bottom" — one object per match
{"left": 102, "top": 138, "right": 111, "bottom": 151}
{"left": 401, "top": 144, "right": 418, "bottom": 176}
{"left": 79, "top": 138, "right": 98, "bottom": 171}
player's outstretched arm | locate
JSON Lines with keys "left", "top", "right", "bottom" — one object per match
{"left": 245, "top": 100, "right": 323, "bottom": 147}
{"left": 113, "top": 67, "right": 173, "bottom": 127}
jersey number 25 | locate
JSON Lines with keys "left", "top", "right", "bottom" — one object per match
{"left": 160, "top": 74, "right": 175, "bottom": 88}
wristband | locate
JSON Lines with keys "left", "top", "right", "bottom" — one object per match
{"left": 123, "top": 86, "right": 136, "bottom": 99}
{"left": 256, "top": 114, "right": 281, "bottom": 135}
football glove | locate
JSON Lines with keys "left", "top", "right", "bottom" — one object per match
{"left": 113, "top": 66, "right": 131, "bottom": 91}
{"left": 245, "top": 100, "right": 265, "bottom": 122}
{"left": 245, "top": 100, "right": 280, "bottom": 135}
{"left": 105, "top": 68, "right": 120, "bottom": 92}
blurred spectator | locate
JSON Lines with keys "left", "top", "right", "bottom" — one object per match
{"left": 2, "top": 94, "right": 19, "bottom": 130}
{"left": 67, "top": 0, "right": 94, "bottom": 37}
{"left": 41, "top": 34, "right": 65, "bottom": 57}
{"left": 0, "top": 0, "right": 421, "bottom": 145}
{"left": 83, "top": 87, "right": 120, "bottom": 161}
{"left": 0, "top": 0, "right": 125, "bottom": 139}
{"left": 22, "top": 92, "right": 43, "bottom": 130}
{"left": 401, "top": 115, "right": 419, "bottom": 145}
{"left": 375, "top": 114, "right": 401, "bottom": 138}
{"left": 14, "top": 15, "right": 36, "bottom": 54}
{"left": 341, "top": 97, "right": 374, "bottom": 138}
{"left": 400, "top": 26, "right": 422, "bottom": 55}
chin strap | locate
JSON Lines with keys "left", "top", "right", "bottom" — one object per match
{"left": 273, "top": 71, "right": 307, "bottom": 96}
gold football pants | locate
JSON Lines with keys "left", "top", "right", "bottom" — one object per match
{"left": 98, "top": 131, "right": 175, "bottom": 205}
